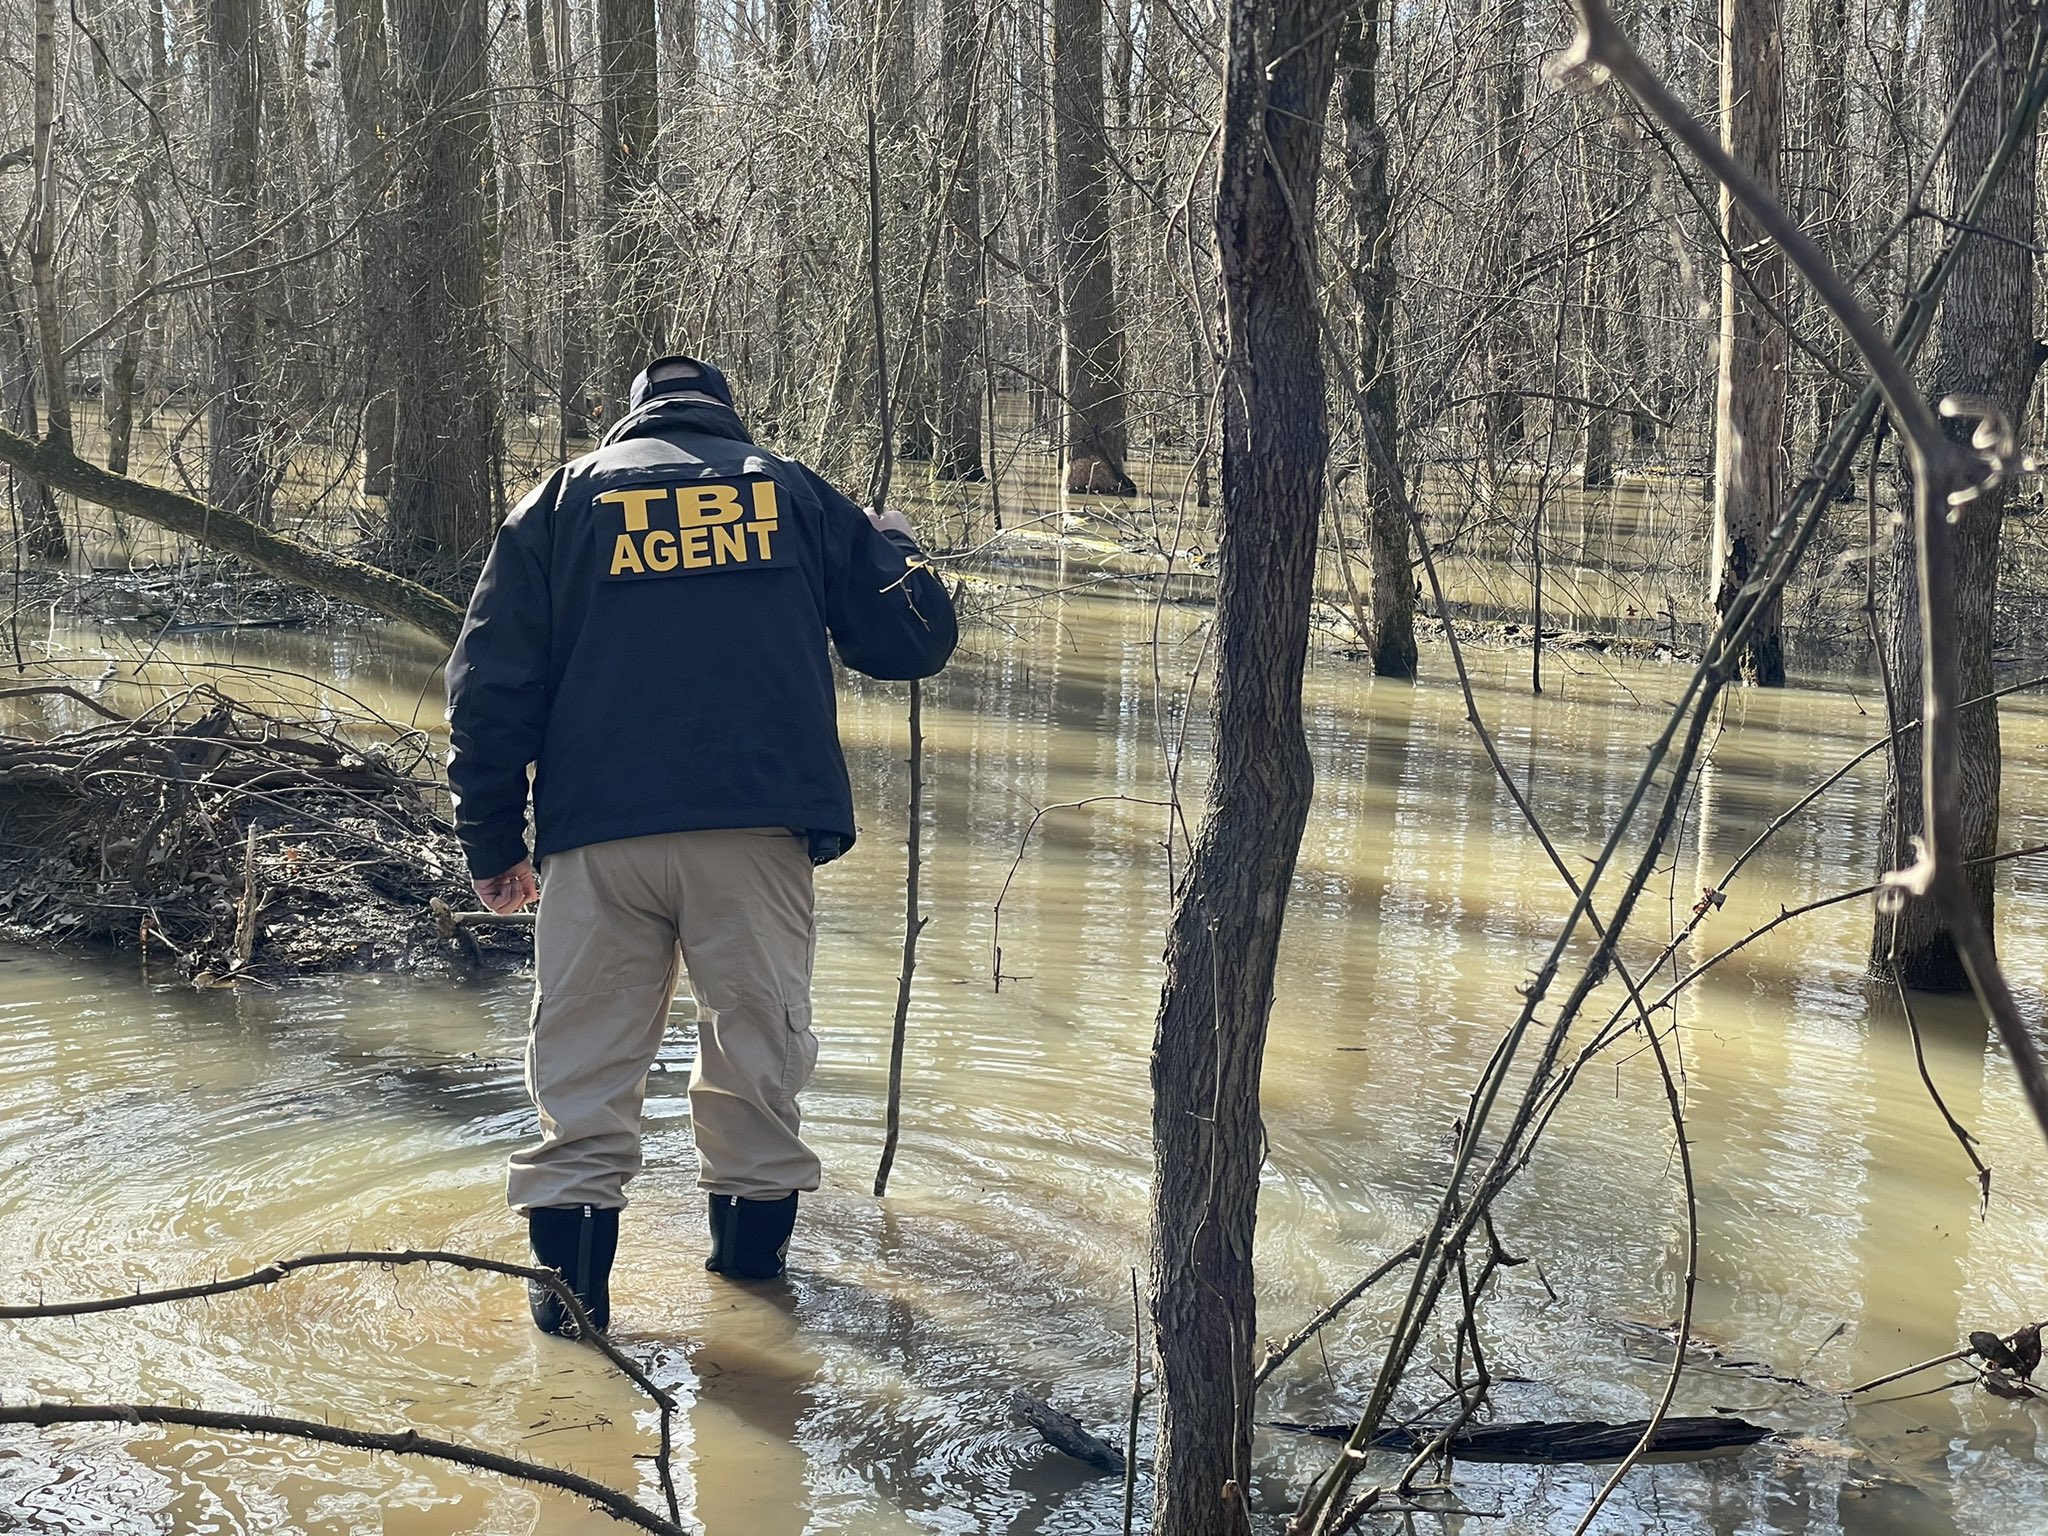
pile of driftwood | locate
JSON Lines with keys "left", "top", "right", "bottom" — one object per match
{"left": 0, "top": 682, "right": 526, "bottom": 979}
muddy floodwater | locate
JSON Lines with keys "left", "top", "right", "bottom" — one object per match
{"left": 3, "top": 589, "right": 2048, "bottom": 1535}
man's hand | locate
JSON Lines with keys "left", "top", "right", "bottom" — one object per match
{"left": 474, "top": 859, "right": 538, "bottom": 914}
{"left": 866, "top": 505, "right": 915, "bottom": 539}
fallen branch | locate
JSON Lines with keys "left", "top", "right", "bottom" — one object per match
{"left": 0, "top": 1402, "right": 689, "bottom": 1535}
{"left": 0, "top": 1247, "right": 682, "bottom": 1526}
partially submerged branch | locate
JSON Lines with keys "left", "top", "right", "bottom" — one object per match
{"left": 1, "top": 1247, "right": 685, "bottom": 1529}
{"left": 0, "top": 1402, "right": 689, "bottom": 1536}
{"left": 0, "top": 423, "right": 464, "bottom": 645}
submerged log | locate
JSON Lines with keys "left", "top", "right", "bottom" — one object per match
{"left": 1267, "top": 1415, "right": 1773, "bottom": 1464}
{"left": 1008, "top": 1390, "right": 1126, "bottom": 1475}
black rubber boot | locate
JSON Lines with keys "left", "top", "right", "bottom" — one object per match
{"left": 704, "top": 1193, "right": 797, "bottom": 1280}
{"left": 527, "top": 1204, "right": 619, "bottom": 1337}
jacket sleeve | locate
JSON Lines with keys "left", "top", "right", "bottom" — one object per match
{"left": 810, "top": 469, "right": 959, "bottom": 681}
{"left": 445, "top": 473, "right": 560, "bottom": 879}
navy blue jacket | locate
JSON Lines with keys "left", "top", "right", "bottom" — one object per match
{"left": 445, "top": 376, "right": 957, "bottom": 880}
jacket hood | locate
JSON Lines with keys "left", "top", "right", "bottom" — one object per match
{"left": 627, "top": 355, "right": 736, "bottom": 411}
{"left": 598, "top": 395, "right": 755, "bottom": 452}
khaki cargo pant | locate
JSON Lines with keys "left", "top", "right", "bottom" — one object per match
{"left": 506, "top": 828, "right": 822, "bottom": 1211}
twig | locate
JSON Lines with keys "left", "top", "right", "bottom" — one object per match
{"left": 1251, "top": 1239, "right": 1423, "bottom": 1391}
{"left": 988, "top": 794, "right": 1171, "bottom": 989}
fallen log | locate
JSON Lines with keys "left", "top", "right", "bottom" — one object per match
{"left": 0, "top": 422, "right": 464, "bottom": 644}
{"left": 1266, "top": 1415, "right": 1773, "bottom": 1464}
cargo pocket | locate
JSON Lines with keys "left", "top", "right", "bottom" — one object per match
{"left": 777, "top": 1002, "right": 819, "bottom": 1107}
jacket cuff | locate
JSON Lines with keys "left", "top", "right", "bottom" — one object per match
{"left": 462, "top": 829, "right": 532, "bottom": 883}
{"left": 879, "top": 528, "right": 927, "bottom": 560}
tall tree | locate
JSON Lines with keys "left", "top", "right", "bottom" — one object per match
{"left": 1147, "top": 1, "right": 1339, "bottom": 1534}
{"left": 104, "top": 0, "right": 168, "bottom": 480}
{"left": 1482, "top": 0, "right": 1529, "bottom": 458}
{"left": 1711, "top": 0, "right": 1787, "bottom": 683}
{"left": 1052, "top": 0, "right": 1136, "bottom": 494}
{"left": 388, "top": 0, "right": 502, "bottom": 564}
{"left": 1871, "top": 0, "right": 2039, "bottom": 990}
{"left": 1804, "top": 0, "right": 1852, "bottom": 456}
{"left": 205, "top": 0, "right": 272, "bottom": 525}
{"left": 932, "top": 0, "right": 986, "bottom": 480}
{"left": 600, "top": 0, "right": 664, "bottom": 414}
{"left": 19, "top": 0, "right": 68, "bottom": 558}
{"left": 1339, "top": 0, "right": 1412, "bottom": 677}
{"left": 336, "top": 0, "right": 399, "bottom": 496}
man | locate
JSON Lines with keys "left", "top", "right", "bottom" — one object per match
{"left": 446, "top": 356, "right": 956, "bottom": 1337}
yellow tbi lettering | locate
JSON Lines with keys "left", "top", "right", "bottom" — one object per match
{"left": 601, "top": 479, "right": 783, "bottom": 576}
{"left": 748, "top": 481, "right": 778, "bottom": 562}
{"left": 598, "top": 486, "right": 667, "bottom": 533}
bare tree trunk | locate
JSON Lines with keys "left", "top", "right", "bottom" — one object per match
{"left": 933, "top": 0, "right": 986, "bottom": 480}
{"left": 1339, "top": 0, "right": 1413, "bottom": 677}
{"left": 1872, "top": 0, "right": 2038, "bottom": 990}
{"left": 105, "top": 0, "right": 166, "bottom": 480}
{"left": 388, "top": 0, "right": 502, "bottom": 565}
{"left": 1052, "top": 0, "right": 1136, "bottom": 494}
{"left": 1482, "top": 0, "right": 1529, "bottom": 457}
{"left": 22, "top": 0, "right": 70, "bottom": 559}
{"left": 1711, "top": 0, "right": 1787, "bottom": 683}
{"left": 1577, "top": 110, "right": 1617, "bottom": 490}
{"left": 662, "top": 0, "right": 699, "bottom": 80}
{"left": 1147, "top": 1, "right": 1339, "bottom": 1532}
{"left": 554, "top": 0, "right": 591, "bottom": 444}
{"left": 29, "top": 0, "right": 69, "bottom": 458}
{"left": 1805, "top": 0, "right": 1852, "bottom": 474}
{"left": 337, "top": 0, "right": 400, "bottom": 498}
{"left": 205, "top": 0, "right": 273, "bottom": 527}
{"left": 0, "top": 256, "right": 66, "bottom": 559}
{"left": 600, "top": 0, "right": 664, "bottom": 416}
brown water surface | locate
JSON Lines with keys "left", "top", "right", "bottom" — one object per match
{"left": 3, "top": 591, "right": 2047, "bottom": 1534}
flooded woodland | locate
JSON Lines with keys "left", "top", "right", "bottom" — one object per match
{"left": 7, "top": 0, "right": 2048, "bottom": 1525}
{"left": 0, "top": 435, "right": 2045, "bottom": 1534}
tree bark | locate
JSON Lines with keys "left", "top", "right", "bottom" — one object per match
{"left": 600, "top": 0, "right": 665, "bottom": 416}
{"left": 933, "top": 0, "right": 987, "bottom": 480}
{"left": 336, "top": 0, "right": 400, "bottom": 498}
{"left": 1711, "top": 0, "right": 1787, "bottom": 684}
{"left": 0, "top": 423, "right": 464, "bottom": 644}
{"left": 1052, "top": 0, "right": 1136, "bottom": 494}
{"left": 388, "top": 0, "right": 502, "bottom": 565}
{"left": 1338, "top": 0, "right": 1413, "bottom": 677}
{"left": 1147, "top": 1, "right": 1338, "bottom": 1533}
{"left": 205, "top": 0, "right": 273, "bottom": 526}
{"left": 1872, "top": 0, "right": 2038, "bottom": 991}
{"left": 0, "top": 253, "right": 67, "bottom": 560}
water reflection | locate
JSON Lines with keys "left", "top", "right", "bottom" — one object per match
{"left": 3, "top": 595, "right": 2046, "bottom": 1533}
